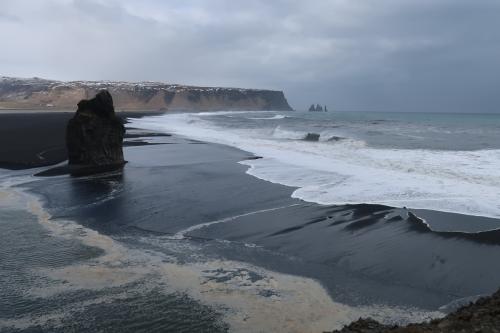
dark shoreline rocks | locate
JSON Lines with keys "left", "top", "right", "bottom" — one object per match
{"left": 0, "top": 112, "right": 161, "bottom": 171}
{"left": 331, "top": 288, "right": 500, "bottom": 333}
{"left": 66, "top": 90, "right": 125, "bottom": 176}
{"left": 304, "top": 133, "right": 321, "bottom": 141}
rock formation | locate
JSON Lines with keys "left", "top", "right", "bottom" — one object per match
{"left": 309, "top": 104, "right": 327, "bottom": 112}
{"left": 331, "top": 288, "right": 500, "bottom": 332}
{"left": 304, "top": 133, "right": 320, "bottom": 141}
{"left": 0, "top": 76, "right": 293, "bottom": 111}
{"left": 66, "top": 90, "right": 125, "bottom": 175}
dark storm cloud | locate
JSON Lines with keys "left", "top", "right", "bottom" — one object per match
{"left": 1, "top": 0, "right": 499, "bottom": 112}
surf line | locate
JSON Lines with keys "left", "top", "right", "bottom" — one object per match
{"left": 170, "top": 203, "right": 301, "bottom": 240}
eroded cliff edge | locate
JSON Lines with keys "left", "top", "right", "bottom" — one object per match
{"left": 0, "top": 76, "right": 293, "bottom": 111}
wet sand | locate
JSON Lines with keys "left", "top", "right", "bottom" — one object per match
{"left": 1, "top": 112, "right": 500, "bottom": 331}
{"left": 22, "top": 127, "right": 500, "bottom": 306}
{"left": 0, "top": 111, "right": 162, "bottom": 169}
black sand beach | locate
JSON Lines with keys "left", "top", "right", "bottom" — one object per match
{"left": 0, "top": 111, "right": 161, "bottom": 170}
{"left": 0, "top": 112, "right": 73, "bottom": 169}
{"left": 2, "top": 112, "right": 500, "bottom": 332}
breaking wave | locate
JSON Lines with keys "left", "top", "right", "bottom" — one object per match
{"left": 271, "top": 126, "right": 353, "bottom": 144}
{"left": 0, "top": 174, "right": 442, "bottom": 332}
{"left": 248, "top": 115, "right": 287, "bottom": 120}
{"left": 129, "top": 113, "right": 500, "bottom": 219}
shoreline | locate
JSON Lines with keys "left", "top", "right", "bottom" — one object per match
{"left": 129, "top": 112, "right": 500, "bottom": 222}
{"left": 0, "top": 111, "right": 163, "bottom": 170}
{"left": 0, "top": 108, "right": 169, "bottom": 114}
{"left": 2, "top": 112, "right": 500, "bottom": 331}
{"left": 0, "top": 132, "right": 408, "bottom": 332}
{"left": 0, "top": 135, "right": 444, "bottom": 332}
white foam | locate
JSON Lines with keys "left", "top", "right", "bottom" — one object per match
{"left": 271, "top": 125, "right": 308, "bottom": 140}
{"left": 249, "top": 114, "right": 286, "bottom": 120}
{"left": 0, "top": 171, "right": 442, "bottom": 332}
{"left": 171, "top": 203, "right": 300, "bottom": 240}
{"left": 129, "top": 113, "right": 500, "bottom": 219}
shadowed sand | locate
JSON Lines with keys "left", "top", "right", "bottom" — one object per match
{"left": 0, "top": 111, "right": 162, "bottom": 170}
{"left": 1, "top": 112, "right": 500, "bottom": 332}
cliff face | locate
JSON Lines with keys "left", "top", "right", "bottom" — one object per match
{"left": 0, "top": 76, "right": 293, "bottom": 111}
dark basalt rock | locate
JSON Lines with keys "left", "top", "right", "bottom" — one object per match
{"left": 66, "top": 90, "right": 125, "bottom": 176}
{"left": 304, "top": 133, "right": 320, "bottom": 141}
{"left": 332, "top": 319, "right": 393, "bottom": 333}
{"left": 308, "top": 103, "right": 328, "bottom": 112}
{"left": 331, "top": 288, "right": 500, "bottom": 332}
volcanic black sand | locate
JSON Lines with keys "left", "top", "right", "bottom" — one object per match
{"left": 0, "top": 111, "right": 162, "bottom": 170}
{"left": 1, "top": 112, "right": 500, "bottom": 332}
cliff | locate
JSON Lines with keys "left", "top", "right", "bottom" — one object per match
{"left": 0, "top": 76, "right": 293, "bottom": 111}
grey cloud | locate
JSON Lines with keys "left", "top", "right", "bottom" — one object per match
{"left": 0, "top": 12, "right": 20, "bottom": 22}
{"left": 1, "top": 0, "right": 499, "bottom": 112}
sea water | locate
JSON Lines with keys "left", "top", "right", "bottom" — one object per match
{"left": 3, "top": 111, "right": 500, "bottom": 332}
{"left": 129, "top": 111, "right": 500, "bottom": 219}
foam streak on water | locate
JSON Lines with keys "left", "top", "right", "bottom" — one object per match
{"left": 0, "top": 173, "right": 442, "bottom": 332}
{"left": 129, "top": 112, "right": 500, "bottom": 219}
{"left": 170, "top": 203, "right": 300, "bottom": 240}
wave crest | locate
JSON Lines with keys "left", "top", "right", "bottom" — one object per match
{"left": 128, "top": 113, "right": 500, "bottom": 219}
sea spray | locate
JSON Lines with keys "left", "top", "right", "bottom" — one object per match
{"left": 128, "top": 112, "right": 500, "bottom": 219}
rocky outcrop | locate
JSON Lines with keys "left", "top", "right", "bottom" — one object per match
{"left": 331, "top": 288, "right": 500, "bottom": 333}
{"left": 308, "top": 104, "right": 327, "bottom": 112}
{"left": 304, "top": 133, "right": 320, "bottom": 141}
{"left": 66, "top": 90, "right": 125, "bottom": 175}
{"left": 0, "top": 76, "right": 293, "bottom": 111}
{"left": 333, "top": 319, "right": 391, "bottom": 333}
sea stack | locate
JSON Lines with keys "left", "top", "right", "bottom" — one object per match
{"left": 66, "top": 90, "right": 125, "bottom": 175}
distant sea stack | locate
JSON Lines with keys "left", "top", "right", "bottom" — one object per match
{"left": 0, "top": 76, "right": 293, "bottom": 111}
{"left": 66, "top": 90, "right": 125, "bottom": 175}
{"left": 308, "top": 104, "right": 327, "bottom": 112}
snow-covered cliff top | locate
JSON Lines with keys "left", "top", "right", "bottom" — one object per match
{"left": 0, "top": 76, "right": 278, "bottom": 93}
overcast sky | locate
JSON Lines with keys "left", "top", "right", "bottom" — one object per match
{"left": 1, "top": 0, "right": 500, "bottom": 112}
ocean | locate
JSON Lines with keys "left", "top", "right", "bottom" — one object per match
{"left": 1, "top": 110, "right": 500, "bottom": 332}
{"left": 130, "top": 111, "right": 500, "bottom": 221}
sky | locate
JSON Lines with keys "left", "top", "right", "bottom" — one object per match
{"left": 1, "top": 0, "right": 500, "bottom": 112}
